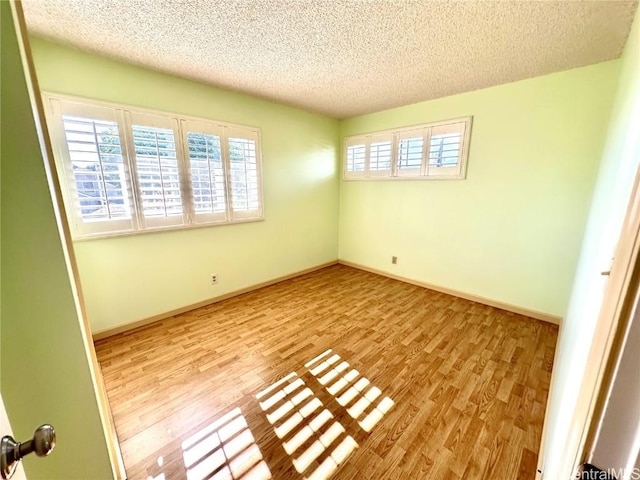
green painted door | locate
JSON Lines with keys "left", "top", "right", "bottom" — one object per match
{"left": 1, "top": 3, "right": 114, "bottom": 478}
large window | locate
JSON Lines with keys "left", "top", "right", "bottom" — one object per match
{"left": 343, "top": 117, "right": 472, "bottom": 180}
{"left": 44, "top": 94, "right": 264, "bottom": 239}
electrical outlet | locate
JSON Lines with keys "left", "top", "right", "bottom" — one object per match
{"left": 210, "top": 273, "right": 218, "bottom": 285}
{"left": 392, "top": 256, "right": 398, "bottom": 265}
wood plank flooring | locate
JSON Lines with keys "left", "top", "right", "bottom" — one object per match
{"left": 95, "top": 265, "right": 558, "bottom": 480}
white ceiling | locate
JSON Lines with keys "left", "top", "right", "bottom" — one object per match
{"left": 23, "top": 0, "right": 638, "bottom": 119}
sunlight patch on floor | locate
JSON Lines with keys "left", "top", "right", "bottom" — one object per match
{"left": 257, "top": 372, "right": 357, "bottom": 480}
{"left": 305, "top": 349, "right": 395, "bottom": 433}
{"left": 181, "top": 407, "right": 272, "bottom": 480}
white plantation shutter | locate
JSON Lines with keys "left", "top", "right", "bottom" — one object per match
{"left": 427, "top": 121, "right": 467, "bottom": 177}
{"left": 48, "top": 99, "right": 136, "bottom": 236}
{"left": 396, "top": 128, "right": 426, "bottom": 177}
{"left": 126, "top": 112, "right": 187, "bottom": 228}
{"left": 345, "top": 137, "right": 367, "bottom": 178}
{"left": 44, "top": 93, "right": 264, "bottom": 238}
{"left": 63, "top": 117, "right": 130, "bottom": 220}
{"left": 368, "top": 133, "right": 393, "bottom": 177}
{"left": 343, "top": 117, "right": 471, "bottom": 180}
{"left": 225, "top": 127, "right": 262, "bottom": 220}
{"left": 181, "top": 120, "right": 227, "bottom": 224}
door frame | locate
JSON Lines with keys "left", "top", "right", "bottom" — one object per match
{"left": 539, "top": 158, "right": 640, "bottom": 478}
{"left": 573, "top": 160, "right": 640, "bottom": 472}
{"left": 9, "top": 2, "right": 126, "bottom": 478}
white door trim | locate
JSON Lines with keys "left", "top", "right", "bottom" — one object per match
{"left": 538, "top": 161, "right": 640, "bottom": 478}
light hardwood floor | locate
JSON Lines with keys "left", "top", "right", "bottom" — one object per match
{"left": 95, "top": 265, "right": 558, "bottom": 480}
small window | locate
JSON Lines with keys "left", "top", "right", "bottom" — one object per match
{"left": 45, "top": 94, "right": 264, "bottom": 239}
{"left": 343, "top": 117, "right": 472, "bottom": 180}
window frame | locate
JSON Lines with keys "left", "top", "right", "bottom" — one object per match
{"left": 43, "top": 92, "right": 264, "bottom": 240}
{"left": 343, "top": 116, "right": 472, "bottom": 181}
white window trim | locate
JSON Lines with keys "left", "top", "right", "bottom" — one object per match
{"left": 43, "top": 92, "right": 265, "bottom": 240}
{"left": 343, "top": 116, "right": 473, "bottom": 181}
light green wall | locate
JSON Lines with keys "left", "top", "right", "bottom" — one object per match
{"left": 30, "top": 37, "right": 622, "bottom": 329}
{"left": 1, "top": 4, "right": 113, "bottom": 478}
{"left": 339, "top": 61, "right": 620, "bottom": 317}
{"left": 540, "top": 8, "right": 640, "bottom": 479}
{"left": 30, "top": 37, "right": 340, "bottom": 333}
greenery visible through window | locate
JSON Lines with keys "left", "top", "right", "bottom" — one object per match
{"left": 45, "top": 94, "right": 264, "bottom": 239}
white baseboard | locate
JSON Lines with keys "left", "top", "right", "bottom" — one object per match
{"left": 93, "top": 258, "right": 561, "bottom": 340}
{"left": 338, "top": 260, "right": 562, "bottom": 326}
{"left": 92, "top": 261, "right": 339, "bottom": 340}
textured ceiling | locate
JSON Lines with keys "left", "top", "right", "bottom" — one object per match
{"left": 22, "top": 0, "right": 638, "bottom": 119}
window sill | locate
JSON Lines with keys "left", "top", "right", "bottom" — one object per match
{"left": 342, "top": 175, "right": 466, "bottom": 181}
{"left": 72, "top": 216, "right": 265, "bottom": 242}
